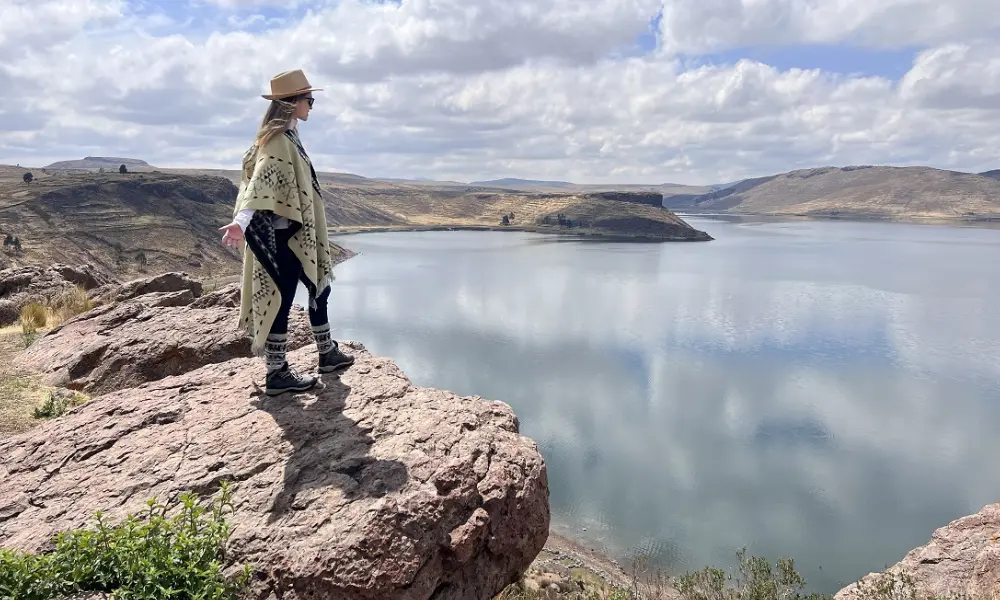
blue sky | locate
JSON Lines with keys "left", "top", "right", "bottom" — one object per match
{"left": 2, "top": 0, "right": 999, "bottom": 184}
{"left": 685, "top": 45, "right": 919, "bottom": 81}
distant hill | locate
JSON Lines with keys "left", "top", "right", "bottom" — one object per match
{"left": 0, "top": 166, "right": 241, "bottom": 277}
{"left": 170, "top": 168, "right": 711, "bottom": 240}
{"left": 319, "top": 183, "right": 711, "bottom": 241}
{"left": 979, "top": 169, "right": 1000, "bottom": 180}
{"left": 0, "top": 166, "right": 711, "bottom": 280}
{"left": 43, "top": 157, "right": 154, "bottom": 171}
{"left": 663, "top": 165, "right": 1000, "bottom": 221}
{"left": 471, "top": 178, "right": 577, "bottom": 188}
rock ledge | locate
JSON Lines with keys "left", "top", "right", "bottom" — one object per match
{"left": 1, "top": 287, "right": 549, "bottom": 599}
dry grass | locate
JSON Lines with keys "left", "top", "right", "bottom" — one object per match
{"left": 0, "top": 302, "right": 93, "bottom": 434}
{"left": 0, "top": 323, "right": 50, "bottom": 433}
{"left": 49, "top": 284, "right": 96, "bottom": 324}
{"left": 19, "top": 301, "right": 46, "bottom": 328}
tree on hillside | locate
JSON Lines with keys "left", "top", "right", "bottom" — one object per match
{"left": 22, "top": 172, "right": 32, "bottom": 183}
{"left": 501, "top": 215, "right": 510, "bottom": 226}
{"left": 119, "top": 164, "right": 128, "bottom": 174}
{"left": 3, "top": 234, "right": 12, "bottom": 249}
{"left": 136, "top": 250, "right": 148, "bottom": 271}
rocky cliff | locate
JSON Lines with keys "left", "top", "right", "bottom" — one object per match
{"left": 0, "top": 275, "right": 550, "bottom": 599}
{"left": 836, "top": 502, "right": 1000, "bottom": 600}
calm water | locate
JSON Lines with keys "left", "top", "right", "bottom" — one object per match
{"left": 309, "top": 218, "right": 1000, "bottom": 593}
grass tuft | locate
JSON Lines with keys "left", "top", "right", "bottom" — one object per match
{"left": 50, "top": 285, "right": 96, "bottom": 324}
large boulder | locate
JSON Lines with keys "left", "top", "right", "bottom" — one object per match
{"left": 0, "top": 343, "right": 550, "bottom": 600}
{"left": 0, "top": 263, "right": 117, "bottom": 325}
{"left": 109, "top": 271, "right": 203, "bottom": 302}
{"left": 0, "top": 263, "right": 114, "bottom": 298}
{"left": 15, "top": 283, "right": 318, "bottom": 395}
{"left": 836, "top": 503, "right": 1000, "bottom": 600}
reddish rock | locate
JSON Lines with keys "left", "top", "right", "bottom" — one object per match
{"left": 101, "top": 271, "right": 203, "bottom": 303}
{"left": 0, "top": 343, "right": 550, "bottom": 600}
{"left": 15, "top": 287, "right": 317, "bottom": 396}
{"left": 836, "top": 503, "right": 1000, "bottom": 600}
{"left": 0, "top": 263, "right": 117, "bottom": 325}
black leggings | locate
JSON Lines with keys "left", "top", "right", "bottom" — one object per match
{"left": 269, "top": 228, "right": 330, "bottom": 336}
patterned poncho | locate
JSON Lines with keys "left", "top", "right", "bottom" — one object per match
{"left": 234, "top": 129, "right": 333, "bottom": 356}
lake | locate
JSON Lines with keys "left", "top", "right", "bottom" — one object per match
{"left": 312, "top": 217, "right": 1000, "bottom": 593}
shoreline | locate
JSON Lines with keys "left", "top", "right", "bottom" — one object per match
{"left": 675, "top": 210, "right": 1000, "bottom": 227}
{"left": 329, "top": 224, "right": 713, "bottom": 242}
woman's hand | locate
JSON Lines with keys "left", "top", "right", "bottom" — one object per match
{"left": 219, "top": 223, "right": 244, "bottom": 248}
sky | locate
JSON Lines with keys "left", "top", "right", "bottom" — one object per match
{"left": 1, "top": 0, "right": 999, "bottom": 185}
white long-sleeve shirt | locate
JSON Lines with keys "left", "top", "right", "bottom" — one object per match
{"left": 233, "top": 209, "right": 253, "bottom": 232}
{"left": 233, "top": 208, "right": 289, "bottom": 232}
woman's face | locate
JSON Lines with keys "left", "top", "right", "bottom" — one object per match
{"left": 295, "top": 95, "right": 314, "bottom": 121}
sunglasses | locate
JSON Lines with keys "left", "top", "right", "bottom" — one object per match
{"left": 303, "top": 97, "right": 314, "bottom": 108}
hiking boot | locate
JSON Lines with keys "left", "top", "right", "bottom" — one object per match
{"left": 319, "top": 341, "right": 355, "bottom": 373}
{"left": 266, "top": 364, "right": 318, "bottom": 396}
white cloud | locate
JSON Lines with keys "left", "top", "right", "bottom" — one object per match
{"left": 657, "top": 0, "right": 1000, "bottom": 54}
{"left": 0, "top": 0, "right": 123, "bottom": 55}
{"left": 1, "top": 0, "right": 999, "bottom": 184}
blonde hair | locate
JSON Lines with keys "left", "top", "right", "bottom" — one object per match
{"left": 241, "top": 96, "right": 300, "bottom": 178}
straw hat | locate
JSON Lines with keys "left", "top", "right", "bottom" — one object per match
{"left": 262, "top": 69, "right": 322, "bottom": 100}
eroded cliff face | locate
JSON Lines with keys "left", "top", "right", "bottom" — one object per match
{"left": 836, "top": 502, "right": 1000, "bottom": 600}
{"left": 0, "top": 274, "right": 550, "bottom": 600}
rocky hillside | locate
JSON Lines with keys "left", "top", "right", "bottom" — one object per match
{"left": 664, "top": 165, "right": 1000, "bottom": 220}
{"left": 0, "top": 275, "right": 550, "bottom": 599}
{"left": 168, "top": 167, "right": 712, "bottom": 241}
{"left": 0, "top": 166, "right": 243, "bottom": 278}
{"left": 320, "top": 185, "right": 712, "bottom": 241}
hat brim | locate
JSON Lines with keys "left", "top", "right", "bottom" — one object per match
{"left": 261, "top": 87, "right": 323, "bottom": 100}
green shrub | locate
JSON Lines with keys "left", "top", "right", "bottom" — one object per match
{"left": 32, "top": 390, "right": 87, "bottom": 420}
{"left": 32, "top": 391, "right": 67, "bottom": 419}
{"left": 676, "top": 548, "right": 829, "bottom": 600}
{"left": 0, "top": 481, "right": 252, "bottom": 600}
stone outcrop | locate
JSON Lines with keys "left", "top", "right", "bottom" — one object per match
{"left": 95, "top": 271, "right": 203, "bottom": 304}
{"left": 1, "top": 282, "right": 550, "bottom": 599}
{"left": 15, "top": 282, "right": 316, "bottom": 396}
{"left": 0, "top": 263, "right": 116, "bottom": 325}
{"left": 836, "top": 503, "right": 1000, "bottom": 600}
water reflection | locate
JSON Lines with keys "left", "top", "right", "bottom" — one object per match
{"left": 303, "top": 220, "right": 1000, "bottom": 593}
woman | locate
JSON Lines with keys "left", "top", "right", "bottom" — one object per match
{"left": 220, "top": 69, "right": 354, "bottom": 396}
